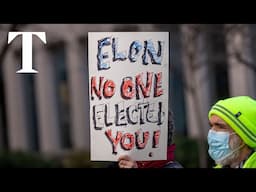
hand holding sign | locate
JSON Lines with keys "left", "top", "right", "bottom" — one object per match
{"left": 118, "top": 155, "right": 138, "bottom": 168}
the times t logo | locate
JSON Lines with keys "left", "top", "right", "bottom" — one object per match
{"left": 8, "top": 32, "right": 47, "bottom": 73}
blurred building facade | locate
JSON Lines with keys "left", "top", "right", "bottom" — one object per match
{"left": 0, "top": 24, "right": 255, "bottom": 155}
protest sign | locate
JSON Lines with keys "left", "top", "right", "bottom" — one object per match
{"left": 88, "top": 32, "right": 169, "bottom": 161}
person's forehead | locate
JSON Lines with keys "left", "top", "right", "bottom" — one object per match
{"left": 210, "top": 115, "right": 234, "bottom": 131}
{"left": 210, "top": 115, "right": 226, "bottom": 123}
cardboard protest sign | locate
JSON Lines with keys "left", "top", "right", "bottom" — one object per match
{"left": 88, "top": 32, "right": 169, "bottom": 161}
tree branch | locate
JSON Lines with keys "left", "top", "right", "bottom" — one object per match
{"left": 228, "top": 51, "right": 256, "bottom": 73}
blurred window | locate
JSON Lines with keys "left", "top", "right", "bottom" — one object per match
{"left": 208, "top": 24, "right": 229, "bottom": 101}
{"left": 49, "top": 43, "right": 72, "bottom": 149}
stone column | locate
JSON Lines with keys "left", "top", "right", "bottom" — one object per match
{"left": 181, "top": 24, "right": 212, "bottom": 138}
{"left": 34, "top": 47, "right": 61, "bottom": 153}
{"left": 181, "top": 24, "right": 212, "bottom": 167}
{"left": 2, "top": 50, "right": 30, "bottom": 150}
{"left": 66, "top": 37, "right": 90, "bottom": 151}
{"left": 225, "top": 24, "right": 256, "bottom": 98}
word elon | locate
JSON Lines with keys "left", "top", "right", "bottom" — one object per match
{"left": 97, "top": 36, "right": 164, "bottom": 70}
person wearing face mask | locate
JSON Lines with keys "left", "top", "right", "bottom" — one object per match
{"left": 207, "top": 96, "right": 256, "bottom": 168}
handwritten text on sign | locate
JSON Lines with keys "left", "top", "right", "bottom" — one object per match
{"left": 88, "top": 32, "right": 169, "bottom": 161}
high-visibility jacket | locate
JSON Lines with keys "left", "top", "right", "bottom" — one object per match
{"left": 214, "top": 152, "right": 256, "bottom": 168}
